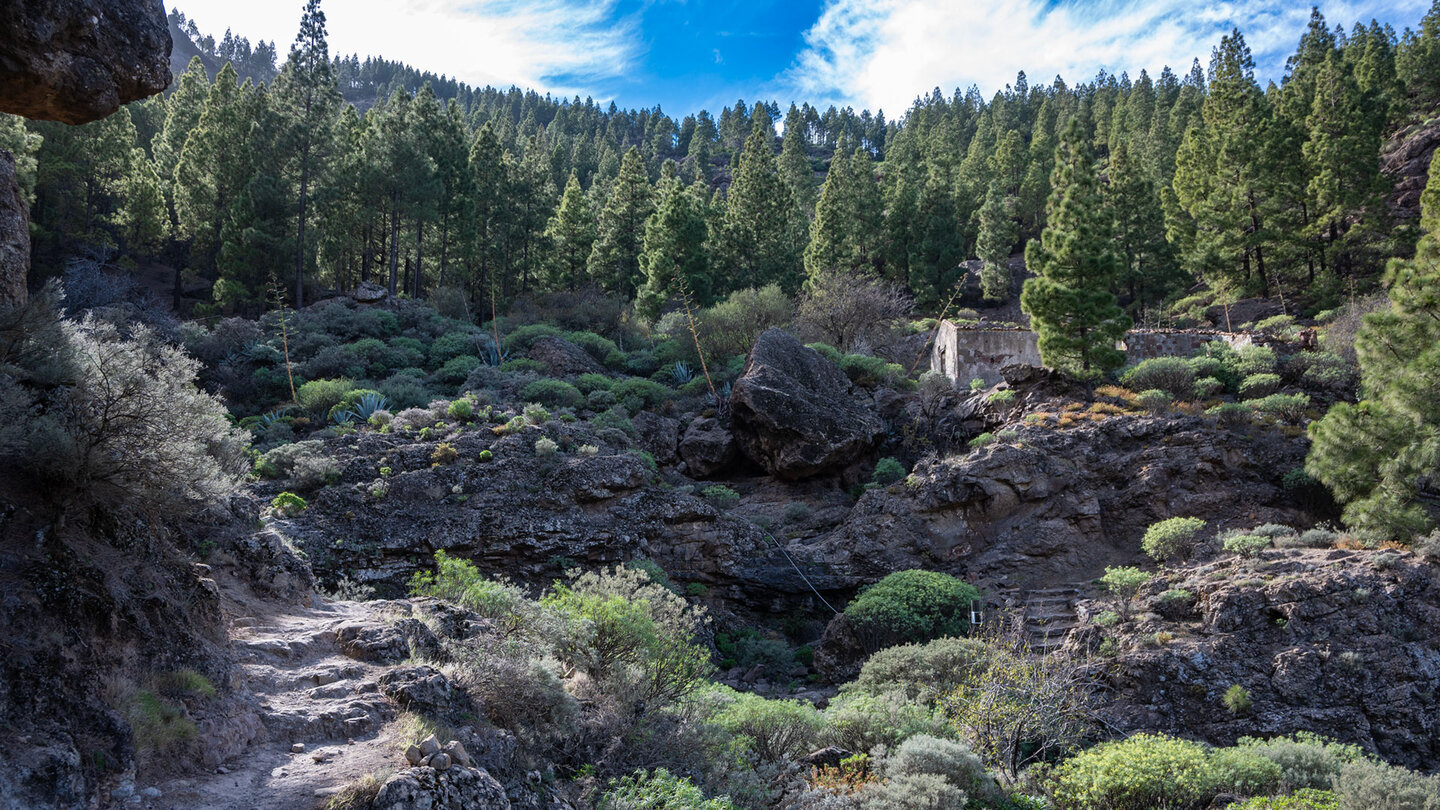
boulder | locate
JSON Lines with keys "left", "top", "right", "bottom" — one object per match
{"left": 0, "top": 0, "right": 171, "bottom": 124}
{"left": 678, "top": 416, "right": 736, "bottom": 477}
{"left": 353, "top": 281, "right": 388, "bottom": 304}
{"left": 0, "top": 150, "right": 28, "bottom": 307}
{"left": 525, "top": 336, "right": 600, "bottom": 376}
{"left": 335, "top": 618, "right": 440, "bottom": 664}
{"left": 729, "top": 329, "right": 884, "bottom": 479}
{"left": 379, "top": 666, "right": 463, "bottom": 717}
{"left": 632, "top": 410, "right": 680, "bottom": 466}
{"left": 372, "top": 765, "right": 511, "bottom": 810}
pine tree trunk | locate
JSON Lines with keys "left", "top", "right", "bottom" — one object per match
{"left": 295, "top": 156, "right": 309, "bottom": 308}
{"left": 414, "top": 219, "right": 424, "bottom": 298}
{"left": 361, "top": 222, "right": 371, "bottom": 283}
{"left": 438, "top": 214, "right": 449, "bottom": 287}
{"left": 388, "top": 194, "right": 400, "bottom": 295}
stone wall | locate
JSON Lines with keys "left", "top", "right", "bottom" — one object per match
{"left": 930, "top": 321, "right": 1265, "bottom": 384}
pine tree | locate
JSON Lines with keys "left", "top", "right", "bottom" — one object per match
{"left": 976, "top": 178, "right": 1016, "bottom": 302}
{"left": 0, "top": 113, "right": 42, "bottom": 204}
{"left": 545, "top": 172, "right": 596, "bottom": 290}
{"left": 636, "top": 170, "right": 711, "bottom": 320}
{"left": 1107, "top": 141, "right": 1181, "bottom": 313}
{"left": 1307, "top": 163, "right": 1440, "bottom": 539}
{"left": 273, "top": 0, "right": 340, "bottom": 307}
{"left": 118, "top": 148, "right": 169, "bottom": 256}
{"left": 780, "top": 104, "right": 815, "bottom": 212}
{"left": 153, "top": 57, "right": 209, "bottom": 238}
{"left": 463, "top": 122, "right": 509, "bottom": 311}
{"left": 1020, "top": 120, "right": 1130, "bottom": 376}
{"left": 174, "top": 64, "right": 253, "bottom": 277}
{"left": 907, "top": 164, "right": 962, "bottom": 310}
{"left": 1304, "top": 49, "right": 1384, "bottom": 278}
{"left": 587, "top": 147, "right": 654, "bottom": 298}
{"left": 718, "top": 110, "right": 802, "bottom": 291}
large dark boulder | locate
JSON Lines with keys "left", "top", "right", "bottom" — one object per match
{"left": 678, "top": 415, "right": 736, "bottom": 477}
{"left": 729, "top": 329, "right": 884, "bottom": 479}
{"left": 0, "top": 0, "right": 171, "bottom": 124}
{"left": 526, "top": 335, "right": 601, "bottom": 376}
{"left": 0, "top": 150, "right": 27, "bottom": 307}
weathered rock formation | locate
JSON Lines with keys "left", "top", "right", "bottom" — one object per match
{"left": 0, "top": 0, "right": 171, "bottom": 124}
{"left": 0, "top": 150, "right": 28, "bottom": 307}
{"left": 373, "top": 763, "right": 512, "bottom": 810}
{"left": 526, "top": 335, "right": 601, "bottom": 376}
{"left": 730, "top": 328, "right": 885, "bottom": 479}
{"left": 1385, "top": 118, "right": 1440, "bottom": 222}
{"left": 1094, "top": 549, "right": 1440, "bottom": 770}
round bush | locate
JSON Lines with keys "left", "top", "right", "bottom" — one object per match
{"left": 1121, "top": 357, "right": 1196, "bottom": 400}
{"left": 851, "top": 636, "right": 990, "bottom": 703}
{"left": 518, "top": 379, "right": 584, "bottom": 409}
{"left": 1240, "top": 373, "right": 1282, "bottom": 399}
{"left": 1137, "top": 389, "right": 1171, "bottom": 412}
{"left": 1052, "top": 734, "right": 1222, "bottom": 810}
{"left": 1142, "top": 516, "right": 1208, "bottom": 563}
{"left": 844, "top": 570, "right": 979, "bottom": 652}
{"left": 872, "top": 457, "right": 906, "bottom": 486}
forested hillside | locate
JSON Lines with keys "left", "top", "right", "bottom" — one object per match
{"left": 2, "top": 3, "right": 1436, "bottom": 324}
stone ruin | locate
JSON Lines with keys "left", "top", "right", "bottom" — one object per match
{"left": 929, "top": 320, "right": 1268, "bottom": 385}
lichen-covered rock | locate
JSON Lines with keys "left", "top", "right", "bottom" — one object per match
{"left": 0, "top": 0, "right": 172, "bottom": 124}
{"left": 353, "top": 281, "right": 388, "bottom": 304}
{"left": 379, "top": 666, "right": 467, "bottom": 718}
{"left": 730, "top": 329, "right": 884, "bottom": 479}
{"left": 526, "top": 336, "right": 600, "bottom": 376}
{"left": 0, "top": 150, "right": 28, "bottom": 307}
{"left": 632, "top": 410, "right": 680, "bottom": 466}
{"left": 678, "top": 415, "right": 736, "bottom": 477}
{"left": 372, "top": 764, "right": 511, "bottom": 810}
{"left": 1096, "top": 550, "right": 1440, "bottom": 770}
{"left": 336, "top": 618, "right": 440, "bottom": 664}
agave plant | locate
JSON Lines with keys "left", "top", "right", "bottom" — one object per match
{"left": 706, "top": 381, "right": 733, "bottom": 416}
{"left": 345, "top": 392, "right": 389, "bottom": 423}
{"left": 481, "top": 340, "right": 511, "bottom": 367}
{"left": 670, "top": 360, "right": 694, "bottom": 384}
{"left": 258, "top": 410, "right": 285, "bottom": 428}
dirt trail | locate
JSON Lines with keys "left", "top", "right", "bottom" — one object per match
{"left": 152, "top": 600, "right": 402, "bottom": 810}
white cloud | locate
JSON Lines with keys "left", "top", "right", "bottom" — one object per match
{"left": 777, "top": 0, "right": 1430, "bottom": 114}
{"left": 175, "top": 0, "right": 641, "bottom": 95}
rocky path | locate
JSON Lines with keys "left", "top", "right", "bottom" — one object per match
{"left": 1021, "top": 586, "right": 1084, "bottom": 654}
{"left": 148, "top": 600, "right": 402, "bottom": 810}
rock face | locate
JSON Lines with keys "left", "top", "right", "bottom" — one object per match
{"left": 0, "top": 0, "right": 172, "bottom": 124}
{"left": 678, "top": 415, "right": 736, "bottom": 477}
{"left": 730, "top": 329, "right": 885, "bottom": 479}
{"left": 526, "top": 335, "right": 601, "bottom": 376}
{"left": 0, "top": 150, "right": 28, "bottom": 307}
{"left": 806, "top": 407, "right": 1309, "bottom": 590}
{"left": 353, "top": 281, "right": 388, "bottom": 304}
{"left": 1384, "top": 119, "right": 1440, "bottom": 222}
{"left": 372, "top": 764, "right": 511, "bottom": 810}
{"left": 1097, "top": 550, "right": 1440, "bottom": 770}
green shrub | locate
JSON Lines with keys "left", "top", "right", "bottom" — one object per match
{"left": 519, "top": 379, "right": 584, "bottom": 409}
{"left": 1250, "top": 393, "right": 1310, "bottom": 422}
{"left": 534, "top": 437, "right": 559, "bottom": 457}
{"left": 296, "top": 377, "right": 355, "bottom": 415}
{"left": 968, "top": 432, "right": 995, "bottom": 449}
{"left": 1224, "top": 684, "right": 1253, "bottom": 715}
{"left": 446, "top": 398, "right": 473, "bottom": 421}
{"left": 566, "top": 330, "right": 620, "bottom": 361}
{"left": 503, "top": 323, "right": 565, "bottom": 352}
{"left": 478, "top": 449, "right": 494, "bottom": 462}
{"left": 431, "top": 443, "right": 459, "bottom": 465}
{"left": 844, "top": 570, "right": 979, "bottom": 652}
{"left": 821, "top": 690, "right": 954, "bottom": 752}
{"left": 839, "top": 353, "right": 909, "bottom": 389}
{"left": 575, "top": 372, "right": 614, "bottom": 393}
{"left": 1137, "top": 388, "right": 1171, "bottom": 411}
{"left": 1208, "top": 402, "right": 1252, "bottom": 425}
{"left": 702, "top": 687, "right": 824, "bottom": 762}
{"left": 1142, "top": 517, "right": 1208, "bottom": 563}
{"left": 591, "top": 405, "right": 635, "bottom": 434}
{"left": 408, "top": 550, "right": 533, "bottom": 629}
{"left": 1194, "top": 376, "right": 1226, "bottom": 399}
{"left": 1100, "top": 566, "right": 1151, "bottom": 621}
{"left": 702, "top": 485, "right": 740, "bottom": 508}
{"left": 1051, "top": 733, "right": 1222, "bottom": 810}
{"left": 872, "top": 457, "right": 906, "bottom": 486}
{"left": 1121, "top": 357, "right": 1196, "bottom": 400}
{"left": 696, "top": 284, "right": 792, "bottom": 360}
{"left": 428, "top": 331, "right": 482, "bottom": 366}
{"left": 1211, "top": 746, "right": 1282, "bottom": 795}
{"left": 1223, "top": 533, "right": 1271, "bottom": 557}
{"left": 970, "top": 378, "right": 986, "bottom": 391}
{"left": 126, "top": 689, "right": 198, "bottom": 767}
{"left": 807, "top": 342, "right": 843, "bottom": 365}
{"left": 1235, "top": 733, "right": 1369, "bottom": 792}
{"left": 434, "top": 355, "right": 481, "bottom": 385}
{"left": 611, "top": 377, "right": 671, "bottom": 411}
{"left": 849, "top": 636, "right": 990, "bottom": 704}
{"left": 523, "top": 402, "right": 551, "bottom": 424}
{"left": 1188, "top": 353, "right": 1239, "bottom": 392}
{"left": 1240, "top": 373, "right": 1282, "bottom": 399}
{"left": 1236, "top": 345, "right": 1277, "bottom": 376}
{"left": 1333, "top": 760, "right": 1440, "bottom": 810}
{"left": 987, "top": 388, "right": 1016, "bottom": 405}
{"left": 586, "top": 389, "right": 618, "bottom": 410}
{"left": 1284, "top": 527, "right": 1338, "bottom": 549}
{"left": 1226, "top": 790, "right": 1339, "bottom": 810}
{"left": 1158, "top": 588, "right": 1194, "bottom": 604}
{"left": 599, "top": 768, "right": 737, "bottom": 810}
{"left": 882, "top": 734, "right": 1001, "bottom": 807}
{"left": 271, "top": 491, "right": 308, "bottom": 516}
{"left": 1093, "top": 610, "right": 1120, "bottom": 627}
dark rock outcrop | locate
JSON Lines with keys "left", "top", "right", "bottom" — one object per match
{"left": 0, "top": 149, "right": 28, "bottom": 307}
{"left": 1097, "top": 550, "right": 1440, "bottom": 770}
{"left": 526, "top": 336, "right": 601, "bottom": 376}
{"left": 678, "top": 415, "right": 736, "bottom": 477}
{"left": 0, "top": 0, "right": 172, "bottom": 124}
{"left": 372, "top": 764, "right": 511, "bottom": 810}
{"left": 1384, "top": 119, "right": 1440, "bottom": 222}
{"left": 730, "top": 329, "right": 885, "bottom": 479}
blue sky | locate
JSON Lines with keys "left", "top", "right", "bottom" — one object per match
{"left": 178, "top": 0, "right": 1432, "bottom": 117}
